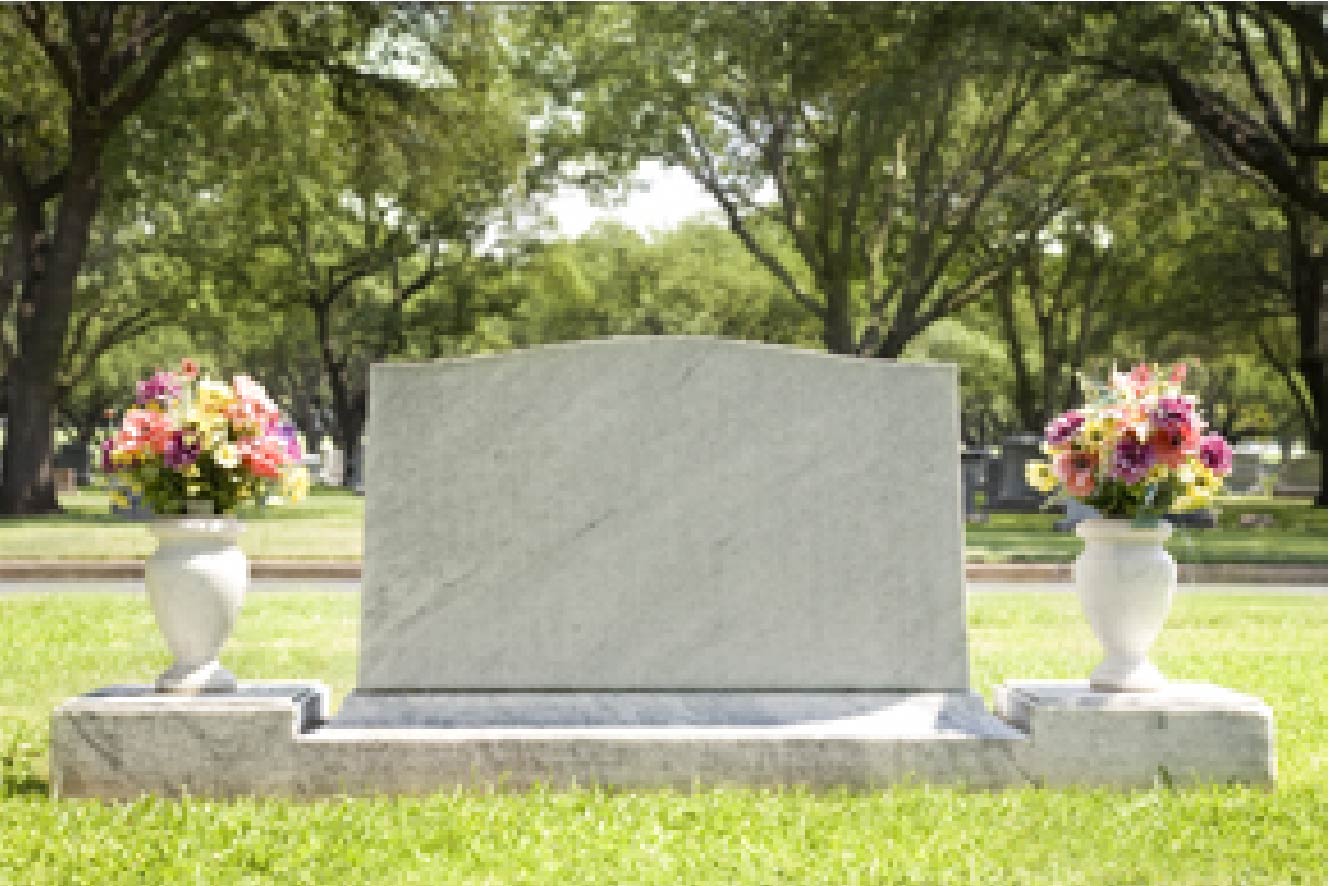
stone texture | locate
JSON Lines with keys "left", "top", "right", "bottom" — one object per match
{"left": 51, "top": 682, "right": 1276, "bottom": 797}
{"left": 360, "top": 337, "right": 967, "bottom": 692}
{"left": 996, "top": 680, "right": 1275, "bottom": 787}
{"left": 50, "top": 684, "right": 326, "bottom": 799}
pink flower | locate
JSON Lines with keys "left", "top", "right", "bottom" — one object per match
{"left": 179, "top": 358, "right": 199, "bottom": 380}
{"left": 120, "top": 407, "right": 174, "bottom": 455}
{"left": 1169, "top": 362, "right": 1188, "bottom": 385}
{"left": 227, "top": 375, "right": 279, "bottom": 434}
{"left": 135, "top": 371, "right": 180, "bottom": 406}
{"left": 1054, "top": 450, "right": 1099, "bottom": 498}
{"left": 1198, "top": 434, "right": 1234, "bottom": 477}
{"left": 238, "top": 436, "right": 286, "bottom": 480}
{"left": 1045, "top": 411, "right": 1085, "bottom": 447}
{"left": 1148, "top": 396, "right": 1200, "bottom": 467}
{"left": 1129, "top": 363, "right": 1153, "bottom": 390}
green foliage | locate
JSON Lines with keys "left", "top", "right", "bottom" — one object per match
{"left": 502, "top": 221, "right": 819, "bottom": 347}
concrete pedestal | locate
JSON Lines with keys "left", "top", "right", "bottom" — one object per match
{"left": 51, "top": 680, "right": 1274, "bottom": 798}
{"left": 995, "top": 680, "right": 1275, "bottom": 787}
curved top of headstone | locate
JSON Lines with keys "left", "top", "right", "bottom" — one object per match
{"left": 359, "top": 336, "right": 968, "bottom": 692}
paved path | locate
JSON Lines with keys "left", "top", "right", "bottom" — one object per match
{"left": 2, "top": 580, "right": 1322, "bottom": 595}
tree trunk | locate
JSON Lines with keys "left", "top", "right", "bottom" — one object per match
{"left": 993, "top": 270, "right": 1040, "bottom": 432}
{"left": 822, "top": 279, "right": 855, "bottom": 355}
{"left": 1288, "top": 208, "right": 1327, "bottom": 507}
{"left": 0, "top": 149, "right": 103, "bottom": 515}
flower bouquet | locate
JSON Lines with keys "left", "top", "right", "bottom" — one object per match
{"left": 101, "top": 359, "right": 309, "bottom": 515}
{"left": 1025, "top": 362, "right": 1234, "bottom": 523}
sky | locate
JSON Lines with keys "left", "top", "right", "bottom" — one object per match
{"left": 542, "top": 160, "right": 722, "bottom": 239}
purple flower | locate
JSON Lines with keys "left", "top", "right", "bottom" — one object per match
{"left": 1111, "top": 430, "right": 1154, "bottom": 485}
{"left": 162, "top": 430, "right": 200, "bottom": 469}
{"left": 1045, "top": 411, "right": 1085, "bottom": 446}
{"left": 1197, "top": 434, "right": 1233, "bottom": 476}
{"left": 135, "top": 371, "right": 180, "bottom": 406}
{"left": 100, "top": 439, "right": 115, "bottom": 473}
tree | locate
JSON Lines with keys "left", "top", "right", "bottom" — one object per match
{"left": 547, "top": 4, "right": 1116, "bottom": 358}
{"left": 504, "top": 220, "right": 819, "bottom": 348}
{"left": 174, "top": 8, "right": 533, "bottom": 486}
{"left": 0, "top": 4, "right": 278, "bottom": 513}
{"left": 1032, "top": 1, "right": 1327, "bottom": 503}
{"left": 0, "top": 3, "right": 420, "bottom": 513}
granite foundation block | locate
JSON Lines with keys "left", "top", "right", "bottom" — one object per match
{"left": 995, "top": 680, "right": 1275, "bottom": 787}
{"left": 51, "top": 681, "right": 1274, "bottom": 798}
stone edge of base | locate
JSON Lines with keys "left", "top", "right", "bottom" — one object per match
{"left": 5, "top": 560, "right": 1325, "bottom": 584}
{"left": 50, "top": 680, "right": 1275, "bottom": 797}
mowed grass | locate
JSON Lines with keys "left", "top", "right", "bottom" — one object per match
{"left": 967, "top": 497, "right": 1326, "bottom": 564}
{"left": 0, "top": 487, "right": 364, "bottom": 560}
{"left": 0, "top": 591, "right": 1324, "bottom": 884}
{"left": 1, "top": 489, "right": 1325, "bottom": 564}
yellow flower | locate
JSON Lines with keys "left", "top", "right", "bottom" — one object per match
{"left": 282, "top": 467, "right": 310, "bottom": 504}
{"left": 214, "top": 442, "right": 240, "bottom": 469}
{"left": 196, "top": 379, "right": 236, "bottom": 414}
{"left": 1194, "top": 464, "right": 1222, "bottom": 494}
{"left": 1025, "top": 460, "right": 1059, "bottom": 493}
{"left": 110, "top": 491, "right": 129, "bottom": 509}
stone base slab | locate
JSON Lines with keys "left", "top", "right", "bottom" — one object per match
{"left": 51, "top": 681, "right": 1274, "bottom": 798}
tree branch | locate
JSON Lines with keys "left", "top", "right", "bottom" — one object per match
{"left": 16, "top": 3, "right": 81, "bottom": 99}
{"left": 682, "top": 120, "right": 825, "bottom": 319}
{"left": 1222, "top": 4, "right": 1297, "bottom": 152}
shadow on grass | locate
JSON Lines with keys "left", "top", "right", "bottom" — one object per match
{"left": 2, "top": 761, "right": 49, "bottom": 798}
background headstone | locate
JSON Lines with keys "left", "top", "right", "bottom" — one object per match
{"left": 1226, "top": 451, "right": 1263, "bottom": 495}
{"left": 1274, "top": 454, "right": 1319, "bottom": 498}
{"left": 983, "top": 435, "right": 1047, "bottom": 513}
{"left": 960, "top": 448, "right": 992, "bottom": 522}
{"left": 55, "top": 441, "right": 92, "bottom": 487}
{"left": 319, "top": 448, "right": 344, "bottom": 487}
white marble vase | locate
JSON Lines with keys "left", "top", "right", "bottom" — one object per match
{"left": 146, "top": 518, "right": 247, "bottom": 693}
{"left": 1074, "top": 518, "right": 1176, "bottom": 692}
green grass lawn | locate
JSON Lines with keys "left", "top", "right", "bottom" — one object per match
{"left": 0, "top": 487, "right": 365, "bottom": 560}
{"left": 1, "top": 488, "right": 1323, "bottom": 564}
{"left": 967, "top": 496, "right": 1327, "bottom": 564}
{"left": 1, "top": 591, "right": 1324, "bottom": 884}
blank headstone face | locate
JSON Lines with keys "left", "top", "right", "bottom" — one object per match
{"left": 359, "top": 337, "right": 968, "bottom": 692}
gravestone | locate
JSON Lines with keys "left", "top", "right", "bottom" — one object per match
{"left": 51, "top": 338, "right": 1277, "bottom": 796}
{"left": 1226, "top": 451, "right": 1263, "bottom": 495}
{"left": 55, "top": 441, "right": 92, "bottom": 486}
{"left": 1274, "top": 455, "right": 1319, "bottom": 498}
{"left": 960, "top": 448, "right": 991, "bottom": 522}
{"left": 318, "top": 447, "right": 344, "bottom": 486}
{"left": 344, "top": 337, "right": 970, "bottom": 707}
{"left": 983, "top": 435, "right": 1047, "bottom": 513}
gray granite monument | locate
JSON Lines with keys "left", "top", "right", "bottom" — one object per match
{"left": 353, "top": 337, "right": 967, "bottom": 698}
{"left": 51, "top": 338, "right": 1276, "bottom": 796}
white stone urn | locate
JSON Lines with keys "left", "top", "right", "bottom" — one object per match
{"left": 1074, "top": 518, "right": 1176, "bottom": 692}
{"left": 145, "top": 517, "right": 247, "bottom": 693}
